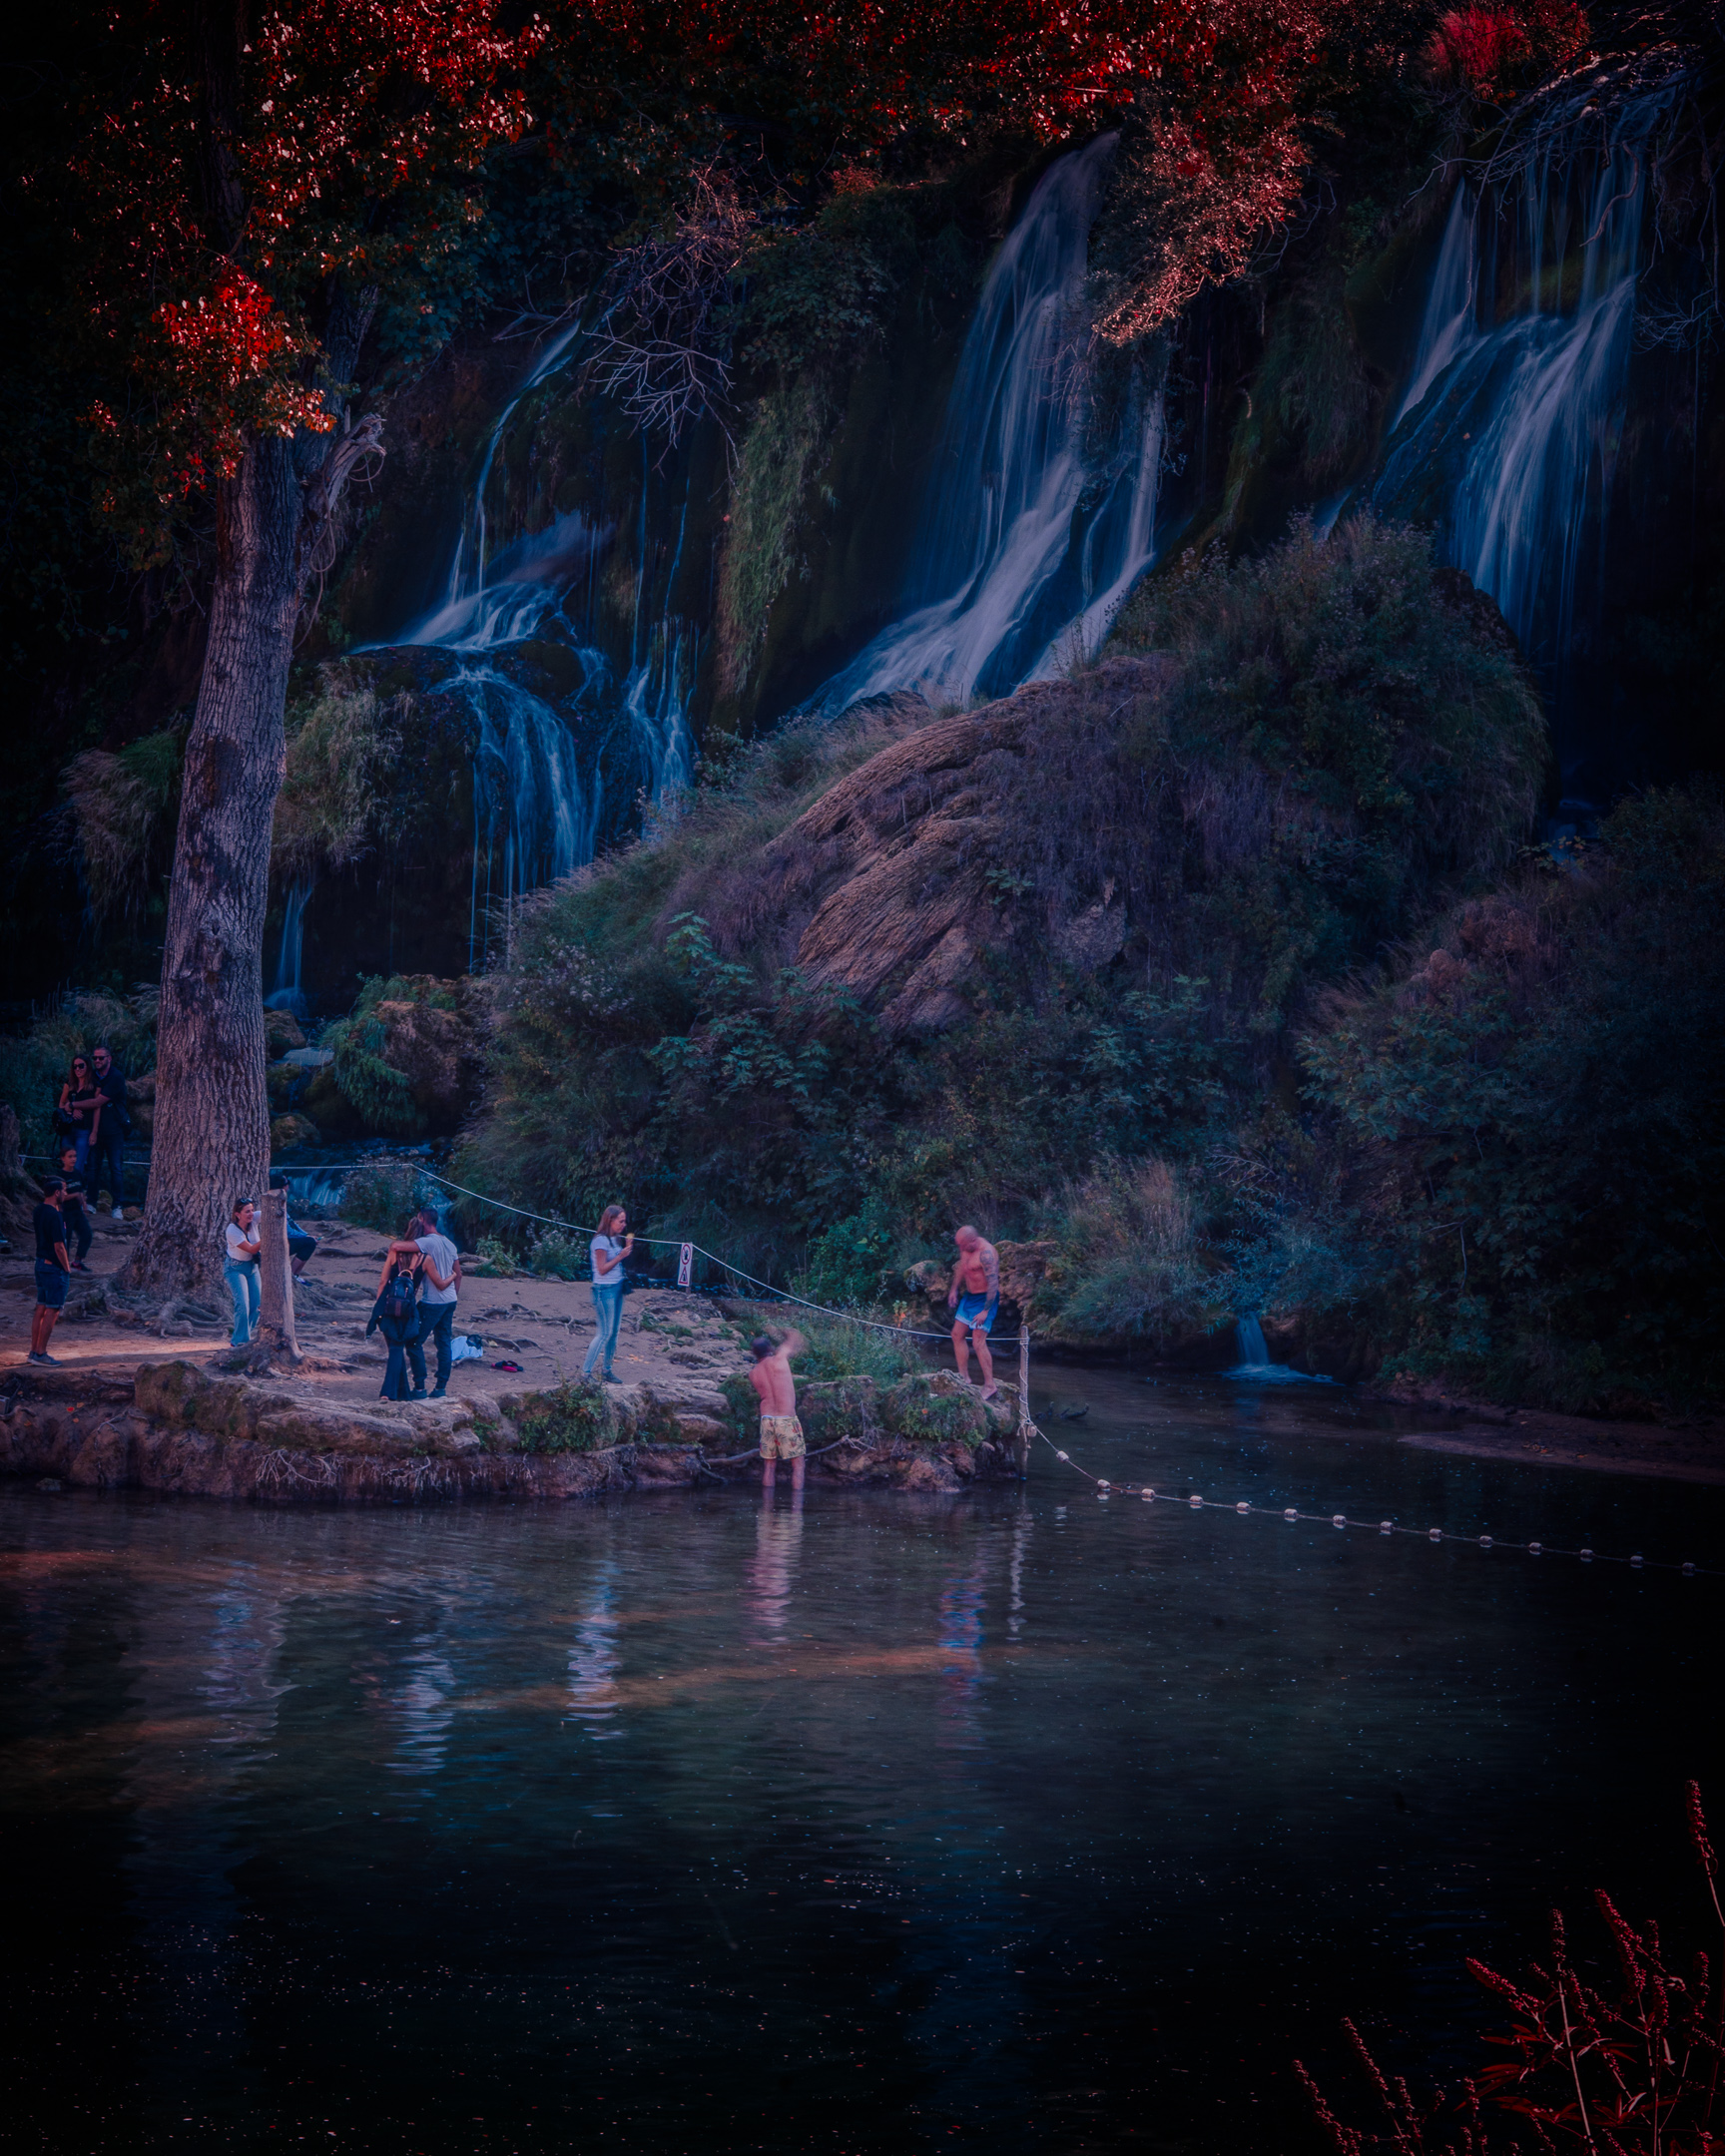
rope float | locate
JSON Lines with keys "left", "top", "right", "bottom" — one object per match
{"left": 1030, "top": 1424, "right": 1719, "bottom": 1578}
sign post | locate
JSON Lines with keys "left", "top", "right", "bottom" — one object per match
{"left": 257, "top": 1188, "right": 300, "bottom": 1363}
{"left": 1015, "top": 1325, "right": 1032, "bottom": 1480}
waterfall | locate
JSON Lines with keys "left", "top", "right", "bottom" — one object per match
{"left": 1234, "top": 1315, "right": 1269, "bottom": 1367}
{"left": 375, "top": 326, "right": 699, "bottom": 967}
{"left": 1224, "top": 1312, "right": 1334, "bottom": 1384}
{"left": 818, "top": 133, "right": 1165, "bottom": 712}
{"left": 1374, "top": 91, "right": 1672, "bottom": 775}
{"left": 266, "top": 880, "right": 312, "bottom": 1014}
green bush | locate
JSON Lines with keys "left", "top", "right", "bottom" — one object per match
{"left": 527, "top": 1227, "right": 588, "bottom": 1281}
{"left": 516, "top": 1380, "right": 614, "bottom": 1453}
{"left": 1277, "top": 783, "right": 1725, "bottom": 1405}
{"left": 322, "top": 974, "right": 452, "bottom": 1135}
{"left": 339, "top": 1161, "right": 427, "bottom": 1238}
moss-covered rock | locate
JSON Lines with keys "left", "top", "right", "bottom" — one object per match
{"left": 796, "top": 1375, "right": 881, "bottom": 1450}
{"left": 511, "top": 1379, "right": 618, "bottom": 1454}
{"left": 881, "top": 1370, "right": 988, "bottom": 1449}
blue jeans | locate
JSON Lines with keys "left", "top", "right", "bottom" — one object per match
{"left": 88, "top": 1126, "right": 126, "bottom": 1211}
{"left": 225, "top": 1260, "right": 260, "bottom": 1346}
{"left": 409, "top": 1303, "right": 455, "bottom": 1393}
{"left": 582, "top": 1286, "right": 623, "bottom": 1376}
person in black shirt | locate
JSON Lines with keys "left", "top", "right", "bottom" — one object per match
{"left": 88, "top": 1043, "right": 130, "bottom": 1218}
{"left": 56, "top": 1056, "right": 103, "bottom": 1171}
{"left": 31, "top": 1180, "right": 71, "bottom": 1365}
{"left": 56, "top": 1145, "right": 93, "bottom": 1270}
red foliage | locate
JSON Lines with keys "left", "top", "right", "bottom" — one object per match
{"left": 1299, "top": 1784, "right": 1725, "bottom": 2155}
{"left": 70, "top": 0, "right": 538, "bottom": 551}
{"left": 1425, "top": 0, "right": 1589, "bottom": 96}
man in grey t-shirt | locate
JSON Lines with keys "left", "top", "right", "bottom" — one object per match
{"left": 390, "top": 1209, "right": 461, "bottom": 1398}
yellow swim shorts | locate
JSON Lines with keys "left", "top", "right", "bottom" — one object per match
{"left": 759, "top": 1413, "right": 806, "bottom": 1460}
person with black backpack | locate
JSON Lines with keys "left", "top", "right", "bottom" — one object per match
{"left": 365, "top": 1253, "right": 420, "bottom": 1402}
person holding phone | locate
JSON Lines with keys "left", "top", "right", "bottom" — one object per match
{"left": 581, "top": 1204, "right": 634, "bottom": 1382}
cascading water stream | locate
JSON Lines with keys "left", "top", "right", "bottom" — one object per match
{"left": 1224, "top": 1312, "right": 1334, "bottom": 1385}
{"left": 266, "top": 880, "right": 313, "bottom": 1015}
{"left": 373, "top": 327, "right": 699, "bottom": 967}
{"left": 1374, "top": 90, "right": 1673, "bottom": 788}
{"left": 818, "top": 133, "right": 1165, "bottom": 712}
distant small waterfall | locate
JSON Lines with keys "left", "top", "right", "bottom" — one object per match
{"left": 266, "top": 880, "right": 312, "bottom": 1013}
{"left": 1224, "top": 1312, "right": 1334, "bottom": 1384}
{"left": 377, "top": 326, "right": 699, "bottom": 967}
{"left": 1234, "top": 1315, "right": 1270, "bottom": 1367}
{"left": 819, "top": 133, "right": 1165, "bottom": 711}
{"left": 1374, "top": 90, "right": 1673, "bottom": 773}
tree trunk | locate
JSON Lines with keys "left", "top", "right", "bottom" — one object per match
{"left": 122, "top": 437, "right": 304, "bottom": 1299}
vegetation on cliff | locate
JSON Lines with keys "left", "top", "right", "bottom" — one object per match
{"left": 447, "top": 520, "right": 1616, "bottom": 1385}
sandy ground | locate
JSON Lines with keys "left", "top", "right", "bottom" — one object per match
{"left": 2, "top": 1214, "right": 756, "bottom": 1422}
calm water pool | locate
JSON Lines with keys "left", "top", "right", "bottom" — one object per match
{"left": 3, "top": 1365, "right": 1720, "bottom": 2155}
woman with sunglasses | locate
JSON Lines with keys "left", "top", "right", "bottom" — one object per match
{"left": 54, "top": 1057, "right": 104, "bottom": 1175}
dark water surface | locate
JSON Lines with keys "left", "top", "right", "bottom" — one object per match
{"left": 3, "top": 1367, "right": 1721, "bottom": 2155}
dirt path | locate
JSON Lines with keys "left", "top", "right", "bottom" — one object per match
{"left": 2, "top": 1216, "right": 756, "bottom": 1426}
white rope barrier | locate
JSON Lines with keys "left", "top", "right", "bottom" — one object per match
{"left": 1028, "top": 1424, "right": 1721, "bottom": 1578}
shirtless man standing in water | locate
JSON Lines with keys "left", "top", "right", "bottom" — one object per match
{"left": 947, "top": 1224, "right": 1000, "bottom": 1398}
{"left": 750, "top": 1327, "right": 808, "bottom": 1490}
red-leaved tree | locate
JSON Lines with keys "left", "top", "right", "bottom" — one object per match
{"left": 68, "top": 0, "right": 536, "bottom": 1295}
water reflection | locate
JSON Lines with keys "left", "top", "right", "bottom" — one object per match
{"left": 0, "top": 1369, "right": 1720, "bottom": 2155}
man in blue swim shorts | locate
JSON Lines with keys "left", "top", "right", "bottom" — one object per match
{"left": 946, "top": 1224, "right": 1000, "bottom": 1398}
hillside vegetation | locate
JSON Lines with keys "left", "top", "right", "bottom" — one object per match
{"left": 437, "top": 517, "right": 1724, "bottom": 1408}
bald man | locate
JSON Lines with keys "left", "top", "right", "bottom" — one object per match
{"left": 947, "top": 1225, "right": 1000, "bottom": 1398}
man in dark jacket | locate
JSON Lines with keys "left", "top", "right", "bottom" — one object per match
{"left": 87, "top": 1043, "right": 130, "bottom": 1219}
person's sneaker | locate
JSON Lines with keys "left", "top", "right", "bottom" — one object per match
{"left": 26, "top": 1350, "right": 47, "bottom": 1364}
{"left": 31, "top": 1351, "right": 61, "bottom": 1365}
{"left": 429, "top": 1387, "right": 446, "bottom": 1399}
{"left": 406, "top": 1390, "right": 428, "bottom": 1401}
{"left": 71, "top": 1262, "right": 89, "bottom": 1274}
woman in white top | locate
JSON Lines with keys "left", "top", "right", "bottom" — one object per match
{"left": 224, "top": 1199, "right": 262, "bottom": 1347}
{"left": 581, "top": 1203, "right": 634, "bottom": 1381}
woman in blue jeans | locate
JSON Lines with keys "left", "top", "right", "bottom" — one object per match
{"left": 223, "top": 1199, "right": 262, "bottom": 1346}
{"left": 582, "top": 1204, "right": 634, "bottom": 1380}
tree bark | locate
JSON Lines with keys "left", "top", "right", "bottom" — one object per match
{"left": 123, "top": 437, "right": 303, "bottom": 1298}
{"left": 122, "top": 277, "right": 377, "bottom": 1302}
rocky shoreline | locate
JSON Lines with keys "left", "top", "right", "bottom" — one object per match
{"left": 0, "top": 1358, "right": 1027, "bottom": 1504}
